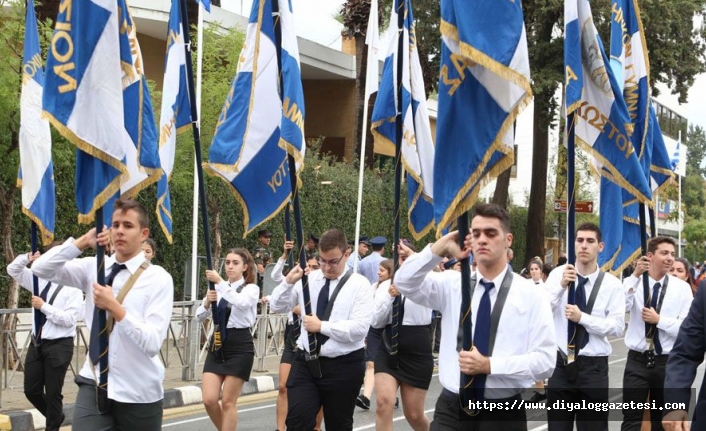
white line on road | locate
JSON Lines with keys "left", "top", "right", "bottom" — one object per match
{"left": 162, "top": 403, "right": 276, "bottom": 427}
{"left": 352, "top": 408, "right": 436, "bottom": 430}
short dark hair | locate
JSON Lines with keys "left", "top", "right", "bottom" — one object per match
{"left": 473, "top": 203, "right": 511, "bottom": 233}
{"left": 226, "top": 248, "right": 256, "bottom": 284}
{"left": 319, "top": 229, "right": 348, "bottom": 253}
{"left": 114, "top": 199, "right": 149, "bottom": 228}
{"left": 576, "top": 222, "right": 602, "bottom": 242}
{"left": 647, "top": 236, "right": 676, "bottom": 255}
{"left": 542, "top": 263, "right": 554, "bottom": 277}
{"left": 142, "top": 238, "right": 156, "bottom": 253}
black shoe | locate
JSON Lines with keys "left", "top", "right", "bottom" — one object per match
{"left": 529, "top": 391, "right": 547, "bottom": 402}
{"left": 394, "top": 397, "right": 399, "bottom": 409}
{"left": 356, "top": 394, "right": 371, "bottom": 410}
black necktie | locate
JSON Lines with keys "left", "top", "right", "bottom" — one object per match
{"left": 316, "top": 278, "right": 332, "bottom": 346}
{"left": 650, "top": 282, "right": 662, "bottom": 354}
{"left": 34, "top": 281, "right": 52, "bottom": 343}
{"left": 575, "top": 276, "right": 589, "bottom": 349}
{"left": 470, "top": 280, "right": 494, "bottom": 402}
{"left": 216, "top": 283, "right": 243, "bottom": 342}
{"left": 89, "top": 263, "right": 126, "bottom": 365}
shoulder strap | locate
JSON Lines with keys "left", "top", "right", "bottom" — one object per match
{"left": 585, "top": 271, "right": 605, "bottom": 315}
{"left": 48, "top": 285, "right": 64, "bottom": 305}
{"left": 321, "top": 270, "right": 354, "bottom": 321}
{"left": 107, "top": 261, "right": 150, "bottom": 333}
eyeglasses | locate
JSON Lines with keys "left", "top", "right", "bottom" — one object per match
{"left": 317, "top": 254, "right": 344, "bottom": 268}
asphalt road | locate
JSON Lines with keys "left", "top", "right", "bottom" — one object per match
{"left": 157, "top": 335, "right": 704, "bottom": 430}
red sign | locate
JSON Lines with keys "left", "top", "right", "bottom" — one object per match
{"left": 553, "top": 200, "right": 594, "bottom": 213}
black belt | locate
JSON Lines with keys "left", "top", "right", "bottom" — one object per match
{"left": 440, "top": 387, "right": 521, "bottom": 403}
{"left": 557, "top": 351, "right": 608, "bottom": 363}
{"left": 628, "top": 349, "right": 668, "bottom": 361}
{"left": 37, "top": 336, "right": 73, "bottom": 344}
{"left": 293, "top": 348, "right": 364, "bottom": 361}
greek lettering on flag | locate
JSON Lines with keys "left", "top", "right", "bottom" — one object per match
{"left": 19, "top": 0, "right": 55, "bottom": 245}
{"left": 565, "top": 0, "right": 651, "bottom": 204}
{"left": 434, "top": 0, "right": 532, "bottom": 233}
{"left": 206, "top": 0, "right": 305, "bottom": 236}
{"left": 118, "top": 0, "right": 161, "bottom": 199}
{"left": 43, "top": 0, "right": 130, "bottom": 224}
{"left": 157, "top": 0, "right": 192, "bottom": 243}
{"left": 371, "top": 0, "right": 434, "bottom": 239}
{"left": 610, "top": 0, "right": 650, "bottom": 161}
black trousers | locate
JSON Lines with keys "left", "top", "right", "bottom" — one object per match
{"left": 286, "top": 349, "right": 365, "bottom": 431}
{"left": 547, "top": 353, "right": 609, "bottom": 431}
{"left": 621, "top": 350, "right": 668, "bottom": 431}
{"left": 430, "top": 389, "right": 527, "bottom": 431}
{"left": 72, "top": 376, "right": 163, "bottom": 431}
{"left": 23, "top": 337, "right": 74, "bottom": 431}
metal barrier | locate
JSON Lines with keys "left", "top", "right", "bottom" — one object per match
{"left": 0, "top": 302, "right": 289, "bottom": 408}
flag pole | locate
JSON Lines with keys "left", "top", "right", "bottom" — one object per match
{"left": 30, "top": 223, "right": 41, "bottom": 341}
{"left": 387, "top": 0, "right": 405, "bottom": 368}
{"left": 190, "top": 0, "right": 206, "bottom": 303}
{"left": 566, "top": 112, "right": 578, "bottom": 363}
{"left": 271, "top": 0, "right": 317, "bottom": 364}
{"left": 353, "top": 99, "right": 371, "bottom": 273}
{"left": 178, "top": 0, "right": 224, "bottom": 361}
{"left": 678, "top": 130, "right": 683, "bottom": 257}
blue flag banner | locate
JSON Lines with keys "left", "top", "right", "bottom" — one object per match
{"left": 434, "top": 0, "right": 532, "bottom": 233}
{"left": 565, "top": 0, "right": 651, "bottom": 206}
{"left": 649, "top": 105, "right": 675, "bottom": 190}
{"left": 157, "top": 0, "right": 192, "bottom": 243}
{"left": 117, "top": 0, "right": 161, "bottom": 199}
{"left": 43, "top": 0, "right": 130, "bottom": 224}
{"left": 206, "top": 0, "right": 305, "bottom": 236}
{"left": 371, "top": 0, "right": 435, "bottom": 239}
{"left": 198, "top": 0, "right": 210, "bottom": 12}
{"left": 671, "top": 135, "right": 681, "bottom": 172}
{"left": 19, "top": 1, "right": 55, "bottom": 245}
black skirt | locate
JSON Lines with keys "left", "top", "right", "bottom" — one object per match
{"left": 204, "top": 327, "right": 255, "bottom": 380}
{"left": 375, "top": 325, "right": 433, "bottom": 390}
{"left": 280, "top": 322, "right": 297, "bottom": 364}
{"left": 365, "top": 327, "right": 384, "bottom": 362}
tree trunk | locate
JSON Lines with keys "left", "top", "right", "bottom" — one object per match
{"left": 492, "top": 169, "right": 512, "bottom": 209}
{"left": 525, "top": 93, "right": 553, "bottom": 266}
{"left": 1, "top": 130, "right": 19, "bottom": 369}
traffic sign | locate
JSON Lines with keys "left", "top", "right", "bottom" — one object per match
{"left": 553, "top": 200, "right": 594, "bottom": 213}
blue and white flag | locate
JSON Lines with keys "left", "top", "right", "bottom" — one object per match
{"left": 207, "top": 0, "right": 305, "bottom": 236}
{"left": 118, "top": 0, "right": 161, "bottom": 199}
{"left": 19, "top": 1, "right": 55, "bottom": 245}
{"left": 198, "top": 0, "right": 210, "bottom": 12}
{"left": 434, "top": 0, "right": 532, "bottom": 232}
{"left": 649, "top": 104, "right": 674, "bottom": 191}
{"left": 43, "top": 0, "right": 130, "bottom": 224}
{"left": 157, "top": 0, "right": 192, "bottom": 243}
{"left": 610, "top": 0, "right": 650, "bottom": 161}
{"left": 671, "top": 135, "right": 681, "bottom": 172}
{"left": 565, "top": 0, "right": 651, "bottom": 205}
{"left": 371, "top": 0, "right": 434, "bottom": 239}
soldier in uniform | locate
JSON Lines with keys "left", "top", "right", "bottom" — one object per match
{"left": 252, "top": 229, "right": 274, "bottom": 290}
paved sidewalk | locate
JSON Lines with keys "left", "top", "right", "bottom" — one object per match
{"left": 0, "top": 353, "right": 283, "bottom": 431}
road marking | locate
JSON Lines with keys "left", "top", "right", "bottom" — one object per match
{"left": 352, "top": 408, "right": 436, "bottom": 430}
{"left": 609, "top": 357, "right": 627, "bottom": 365}
{"left": 162, "top": 403, "right": 276, "bottom": 427}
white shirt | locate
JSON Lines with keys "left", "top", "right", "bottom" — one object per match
{"left": 195, "top": 279, "right": 259, "bottom": 328}
{"left": 394, "top": 245, "right": 556, "bottom": 398}
{"left": 357, "top": 252, "right": 384, "bottom": 284}
{"left": 31, "top": 239, "right": 174, "bottom": 404}
{"left": 265, "top": 258, "right": 296, "bottom": 323}
{"left": 544, "top": 264, "right": 625, "bottom": 357}
{"left": 623, "top": 274, "right": 693, "bottom": 354}
{"left": 269, "top": 269, "right": 373, "bottom": 357}
{"left": 7, "top": 254, "right": 83, "bottom": 340}
{"left": 371, "top": 279, "right": 432, "bottom": 328}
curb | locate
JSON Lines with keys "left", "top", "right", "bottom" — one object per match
{"left": 3, "top": 375, "right": 279, "bottom": 431}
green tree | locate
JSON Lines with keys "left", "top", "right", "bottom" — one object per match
{"left": 682, "top": 124, "right": 706, "bottom": 222}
